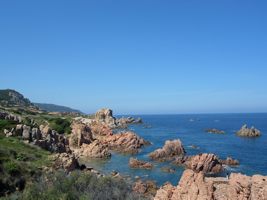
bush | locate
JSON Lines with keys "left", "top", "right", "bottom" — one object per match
{"left": 3, "top": 161, "right": 20, "bottom": 176}
{"left": 0, "top": 119, "right": 17, "bottom": 133}
{"left": 48, "top": 118, "right": 71, "bottom": 134}
{"left": 22, "top": 170, "right": 145, "bottom": 200}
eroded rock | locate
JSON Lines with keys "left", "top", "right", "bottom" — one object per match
{"left": 236, "top": 124, "right": 261, "bottom": 137}
{"left": 129, "top": 158, "right": 153, "bottom": 169}
{"left": 149, "top": 139, "right": 185, "bottom": 161}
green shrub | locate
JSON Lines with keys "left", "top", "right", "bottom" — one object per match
{"left": 22, "top": 170, "right": 145, "bottom": 200}
{"left": 0, "top": 119, "right": 17, "bottom": 133}
{"left": 48, "top": 118, "right": 71, "bottom": 134}
{"left": 3, "top": 161, "right": 20, "bottom": 175}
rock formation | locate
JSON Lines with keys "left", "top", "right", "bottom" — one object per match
{"left": 220, "top": 157, "right": 239, "bottom": 166}
{"left": 236, "top": 124, "right": 261, "bottom": 137}
{"left": 95, "top": 108, "right": 117, "bottom": 128}
{"left": 154, "top": 169, "right": 267, "bottom": 200}
{"left": 149, "top": 139, "right": 185, "bottom": 161}
{"left": 69, "top": 122, "right": 93, "bottom": 148}
{"left": 71, "top": 140, "right": 111, "bottom": 158}
{"left": 103, "top": 131, "right": 149, "bottom": 154}
{"left": 129, "top": 158, "right": 153, "bottom": 169}
{"left": 52, "top": 153, "right": 80, "bottom": 172}
{"left": 133, "top": 180, "right": 157, "bottom": 199}
{"left": 173, "top": 153, "right": 223, "bottom": 174}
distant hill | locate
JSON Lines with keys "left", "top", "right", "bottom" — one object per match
{"left": 34, "top": 103, "right": 82, "bottom": 113}
{"left": 0, "top": 89, "right": 35, "bottom": 107}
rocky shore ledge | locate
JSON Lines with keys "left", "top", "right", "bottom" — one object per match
{"left": 154, "top": 169, "right": 267, "bottom": 200}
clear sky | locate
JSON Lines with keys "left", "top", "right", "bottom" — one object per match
{"left": 0, "top": 0, "right": 266, "bottom": 114}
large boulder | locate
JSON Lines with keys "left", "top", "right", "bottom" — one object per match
{"left": 69, "top": 122, "right": 93, "bottom": 148}
{"left": 103, "top": 131, "right": 150, "bottom": 154}
{"left": 184, "top": 153, "right": 223, "bottom": 174}
{"left": 236, "top": 124, "right": 261, "bottom": 137}
{"left": 22, "top": 125, "right": 31, "bottom": 140}
{"left": 53, "top": 153, "right": 80, "bottom": 172}
{"left": 220, "top": 157, "right": 239, "bottom": 166}
{"left": 133, "top": 180, "right": 157, "bottom": 199}
{"left": 95, "top": 108, "right": 116, "bottom": 127}
{"left": 129, "top": 158, "right": 153, "bottom": 169}
{"left": 72, "top": 140, "right": 111, "bottom": 159}
{"left": 149, "top": 139, "right": 185, "bottom": 161}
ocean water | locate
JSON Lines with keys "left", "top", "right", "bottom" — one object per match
{"left": 83, "top": 113, "right": 267, "bottom": 186}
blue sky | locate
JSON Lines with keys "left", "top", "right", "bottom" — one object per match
{"left": 0, "top": 0, "right": 266, "bottom": 114}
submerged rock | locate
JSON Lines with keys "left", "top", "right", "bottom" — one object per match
{"left": 220, "top": 156, "right": 239, "bottom": 166}
{"left": 149, "top": 139, "right": 185, "bottom": 161}
{"left": 205, "top": 128, "right": 225, "bottom": 134}
{"left": 129, "top": 158, "right": 153, "bottom": 169}
{"left": 236, "top": 124, "right": 261, "bottom": 137}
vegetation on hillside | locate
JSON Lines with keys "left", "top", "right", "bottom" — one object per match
{"left": 21, "top": 170, "right": 145, "bottom": 200}
{"left": 48, "top": 118, "right": 72, "bottom": 134}
{"left": 0, "top": 136, "right": 52, "bottom": 197}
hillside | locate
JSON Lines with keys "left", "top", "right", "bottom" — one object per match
{"left": 0, "top": 89, "right": 34, "bottom": 107}
{"left": 34, "top": 103, "right": 82, "bottom": 113}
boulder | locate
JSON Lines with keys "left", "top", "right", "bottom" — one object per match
{"left": 154, "top": 183, "right": 175, "bottom": 200}
{"left": 53, "top": 153, "right": 79, "bottom": 172}
{"left": 149, "top": 139, "right": 185, "bottom": 161}
{"left": 95, "top": 108, "right": 116, "bottom": 127}
{"left": 32, "top": 127, "right": 42, "bottom": 140}
{"left": 69, "top": 122, "right": 93, "bottom": 148}
{"left": 103, "top": 131, "right": 150, "bottom": 154}
{"left": 220, "top": 157, "right": 239, "bottom": 166}
{"left": 15, "top": 124, "right": 23, "bottom": 136}
{"left": 183, "top": 153, "right": 223, "bottom": 174}
{"left": 133, "top": 180, "right": 157, "bottom": 198}
{"left": 129, "top": 158, "right": 153, "bottom": 169}
{"left": 236, "top": 124, "right": 261, "bottom": 137}
{"left": 72, "top": 140, "right": 111, "bottom": 159}
{"left": 22, "top": 125, "right": 31, "bottom": 140}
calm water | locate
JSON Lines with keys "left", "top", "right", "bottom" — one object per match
{"left": 83, "top": 114, "right": 267, "bottom": 186}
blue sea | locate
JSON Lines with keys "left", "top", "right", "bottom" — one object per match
{"left": 84, "top": 113, "right": 267, "bottom": 186}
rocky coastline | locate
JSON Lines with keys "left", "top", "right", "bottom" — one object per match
{"left": 1, "top": 107, "right": 266, "bottom": 199}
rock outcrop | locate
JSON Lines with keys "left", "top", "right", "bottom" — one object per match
{"left": 173, "top": 153, "right": 223, "bottom": 174}
{"left": 185, "top": 153, "right": 223, "bottom": 174}
{"left": 69, "top": 122, "right": 93, "bottom": 148}
{"left": 236, "top": 124, "right": 261, "bottom": 137}
{"left": 95, "top": 108, "right": 117, "bottom": 128}
{"left": 53, "top": 153, "right": 80, "bottom": 172}
{"left": 154, "top": 169, "right": 267, "bottom": 200}
{"left": 103, "top": 131, "right": 149, "bottom": 154}
{"left": 71, "top": 140, "right": 111, "bottom": 158}
{"left": 133, "top": 180, "right": 157, "bottom": 199}
{"left": 0, "top": 110, "right": 22, "bottom": 122}
{"left": 220, "top": 157, "right": 239, "bottom": 166}
{"left": 129, "top": 158, "right": 153, "bottom": 169}
{"left": 149, "top": 139, "right": 185, "bottom": 161}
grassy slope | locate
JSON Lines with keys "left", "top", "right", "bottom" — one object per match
{"left": 0, "top": 136, "right": 52, "bottom": 197}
